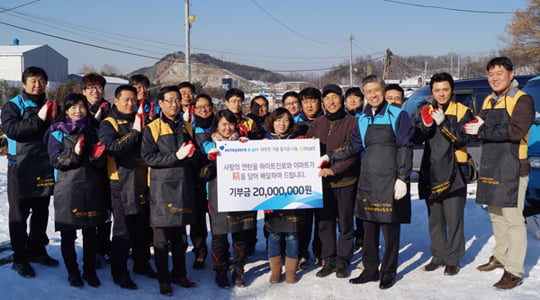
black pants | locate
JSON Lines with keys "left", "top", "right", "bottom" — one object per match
{"left": 110, "top": 182, "right": 152, "bottom": 279}
{"left": 362, "top": 220, "right": 401, "bottom": 276}
{"left": 426, "top": 192, "right": 466, "bottom": 266}
{"left": 211, "top": 230, "right": 249, "bottom": 269}
{"left": 153, "top": 226, "right": 187, "bottom": 284}
{"left": 297, "top": 209, "right": 321, "bottom": 260}
{"left": 190, "top": 184, "right": 208, "bottom": 259}
{"left": 96, "top": 221, "right": 111, "bottom": 257}
{"left": 317, "top": 185, "right": 356, "bottom": 264}
{"left": 61, "top": 228, "right": 97, "bottom": 275}
{"left": 8, "top": 164, "right": 50, "bottom": 263}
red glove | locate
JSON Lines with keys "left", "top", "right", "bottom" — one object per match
{"left": 48, "top": 100, "right": 56, "bottom": 120}
{"left": 38, "top": 100, "right": 54, "bottom": 121}
{"left": 318, "top": 154, "right": 330, "bottom": 168}
{"left": 176, "top": 140, "right": 195, "bottom": 160}
{"left": 237, "top": 124, "right": 248, "bottom": 137}
{"left": 94, "top": 102, "right": 109, "bottom": 121}
{"left": 74, "top": 137, "right": 85, "bottom": 155}
{"left": 91, "top": 141, "right": 106, "bottom": 158}
{"left": 238, "top": 137, "right": 249, "bottom": 143}
{"left": 264, "top": 210, "right": 274, "bottom": 214}
{"left": 420, "top": 105, "right": 433, "bottom": 127}
{"left": 207, "top": 148, "right": 220, "bottom": 161}
{"left": 295, "top": 135, "right": 308, "bottom": 139}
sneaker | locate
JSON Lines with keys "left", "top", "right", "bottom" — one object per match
{"left": 215, "top": 268, "right": 230, "bottom": 288}
{"left": 68, "top": 273, "right": 84, "bottom": 287}
{"left": 335, "top": 261, "right": 349, "bottom": 278}
{"left": 114, "top": 275, "right": 138, "bottom": 290}
{"left": 316, "top": 261, "right": 336, "bottom": 277}
{"left": 30, "top": 254, "right": 59, "bottom": 267}
{"left": 232, "top": 266, "right": 245, "bottom": 287}
{"left": 83, "top": 271, "right": 101, "bottom": 287}
{"left": 133, "top": 263, "right": 158, "bottom": 279}
{"left": 12, "top": 262, "right": 35, "bottom": 278}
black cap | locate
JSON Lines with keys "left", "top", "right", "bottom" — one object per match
{"left": 322, "top": 84, "right": 342, "bottom": 98}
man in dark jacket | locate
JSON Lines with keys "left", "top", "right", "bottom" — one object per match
{"left": 308, "top": 84, "right": 359, "bottom": 279}
{"left": 465, "top": 57, "right": 534, "bottom": 290}
{"left": 294, "top": 87, "right": 324, "bottom": 268}
{"left": 99, "top": 85, "right": 156, "bottom": 290}
{"left": 1, "top": 66, "right": 58, "bottom": 277}
{"left": 414, "top": 73, "right": 473, "bottom": 276}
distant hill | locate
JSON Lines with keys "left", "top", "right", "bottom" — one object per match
{"left": 129, "top": 52, "right": 289, "bottom": 89}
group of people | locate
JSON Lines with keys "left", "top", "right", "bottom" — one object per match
{"left": 1, "top": 55, "right": 532, "bottom": 296}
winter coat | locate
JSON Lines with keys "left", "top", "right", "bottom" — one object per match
{"left": 476, "top": 87, "right": 534, "bottom": 207}
{"left": 45, "top": 119, "right": 108, "bottom": 231}
{"left": 141, "top": 115, "right": 199, "bottom": 227}
{"left": 414, "top": 99, "right": 474, "bottom": 200}
{"left": 294, "top": 110, "right": 324, "bottom": 136}
{"left": 262, "top": 132, "right": 302, "bottom": 233}
{"left": 202, "top": 134, "right": 257, "bottom": 235}
{"left": 1, "top": 93, "right": 54, "bottom": 198}
{"left": 306, "top": 111, "right": 359, "bottom": 188}
{"left": 99, "top": 106, "right": 148, "bottom": 216}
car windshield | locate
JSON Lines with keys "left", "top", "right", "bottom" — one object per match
{"left": 402, "top": 87, "right": 431, "bottom": 120}
{"left": 522, "top": 79, "right": 540, "bottom": 121}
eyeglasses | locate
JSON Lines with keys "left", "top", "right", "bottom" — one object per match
{"left": 85, "top": 86, "right": 103, "bottom": 91}
{"left": 195, "top": 104, "right": 211, "bottom": 109}
{"left": 162, "top": 98, "right": 181, "bottom": 105}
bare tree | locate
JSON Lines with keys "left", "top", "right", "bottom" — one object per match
{"left": 78, "top": 64, "right": 97, "bottom": 74}
{"left": 503, "top": 0, "right": 540, "bottom": 64}
{"left": 100, "top": 64, "right": 121, "bottom": 76}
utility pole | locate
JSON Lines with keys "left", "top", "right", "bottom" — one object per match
{"left": 457, "top": 55, "right": 461, "bottom": 79}
{"left": 184, "top": 0, "right": 191, "bottom": 82}
{"left": 382, "top": 48, "right": 392, "bottom": 81}
{"left": 349, "top": 34, "right": 354, "bottom": 87}
{"left": 423, "top": 60, "right": 429, "bottom": 85}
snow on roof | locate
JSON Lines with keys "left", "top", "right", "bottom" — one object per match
{"left": 0, "top": 45, "right": 43, "bottom": 55}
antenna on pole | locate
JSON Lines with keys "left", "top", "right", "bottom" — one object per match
{"left": 349, "top": 34, "right": 354, "bottom": 87}
{"left": 184, "top": 0, "right": 191, "bottom": 82}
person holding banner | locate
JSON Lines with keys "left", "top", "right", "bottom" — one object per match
{"left": 202, "top": 110, "right": 257, "bottom": 289}
{"left": 308, "top": 84, "right": 359, "bottom": 279}
{"left": 140, "top": 86, "right": 199, "bottom": 296}
{"left": 263, "top": 107, "right": 302, "bottom": 284}
{"left": 325, "top": 75, "right": 414, "bottom": 289}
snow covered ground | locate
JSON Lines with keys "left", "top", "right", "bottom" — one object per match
{"left": 0, "top": 155, "right": 538, "bottom": 299}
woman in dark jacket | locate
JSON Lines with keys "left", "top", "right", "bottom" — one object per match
{"left": 44, "top": 93, "right": 107, "bottom": 287}
{"left": 202, "top": 110, "right": 257, "bottom": 289}
{"left": 263, "top": 108, "right": 303, "bottom": 284}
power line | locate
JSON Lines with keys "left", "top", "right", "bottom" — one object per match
{"left": 0, "top": 0, "right": 40, "bottom": 13}
{"left": 250, "top": 0, "right": 336, "bottom": 45}
{"left": 383, "top": 0, "right": 514, "bottom": 14}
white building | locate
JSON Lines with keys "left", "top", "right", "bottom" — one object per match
{"left": 0, "top": 44, "right": 68, "bottom": 89}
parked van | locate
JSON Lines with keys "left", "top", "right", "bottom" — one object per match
{"left": 522, "top": 76, "right": 540, "bottom": 216}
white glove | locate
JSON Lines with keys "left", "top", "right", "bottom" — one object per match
{"left": 393, "top": 178, "right": 407, "bottom": 200}
{"left": 207, "top": 148, "right": 220, "bottom": 161}
{"left": 94, "top": 107, "right": 103, "bottom": 121}
{"left": 133, "top": 104, "right": 144, "bottom": 132}
{"left": 176, "top": 140, "right": 195, "bottom": 160}
{"left": 318, "top": 154, "right": 330, "bottom": 168}
{"left": 37, "top": 102, "right": 52, "bottom": 121}
{"left": 74, "top": 137, "right": 84, "bottom": 156}
{"left": 464, "top": 116, "right": 485, "bottom": 135}
{"left": 238, "top": 137, "right": 249, "bottom": 143}
{"left": 432, "top": 108, "right": 445, "bottom": 126}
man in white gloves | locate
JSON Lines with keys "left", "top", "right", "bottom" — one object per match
{"left": 465, "top": 57, "right": 534, "bottom": 290}
{"left": 140, "top": 86, "right": 200, "bottom": 294}
{"left": 414, "top": 73, "right": 474, "bottom": 277}
{"left": 322, "top": 75, "right": 414, "bottom": 289}
{"left": 1, "top": 66, "right": 58, "bottom": 278}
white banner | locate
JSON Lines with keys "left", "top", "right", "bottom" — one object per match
{"left": 216, "top": 139, "right": 323, "bottom": 212}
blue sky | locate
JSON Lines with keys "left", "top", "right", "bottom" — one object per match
{"left": 0, "top": 0, "right": 528, "bottom": 75}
